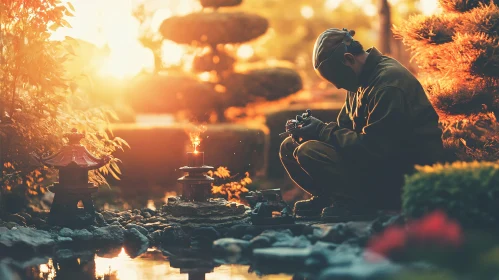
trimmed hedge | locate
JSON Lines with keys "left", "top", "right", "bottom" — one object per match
{"left": 403, "top": 161, "right": 499, "bottom": 228}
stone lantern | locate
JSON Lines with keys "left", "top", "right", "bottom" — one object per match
{"left": 35, "top": 128, "right": 111, "bottom": 227}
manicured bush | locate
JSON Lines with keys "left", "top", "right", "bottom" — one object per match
{"left": 402, "top": 161, "right": 499, "bottom": 228}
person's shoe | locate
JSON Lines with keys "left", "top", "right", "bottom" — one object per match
{"left": 320, "top": 198, "right": 376, "bottom": 223}
{"left": 293, "top": 196, "right": 332, "bottom": 219}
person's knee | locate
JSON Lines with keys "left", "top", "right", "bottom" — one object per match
{"left": 295, "top": 140, "right": 323, "bottom": 166}
{"left": 280, "top": 136, "right": 296, "bottom": 160}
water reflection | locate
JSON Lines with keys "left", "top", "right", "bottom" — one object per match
{"left": 28, "top": 248, "right": 292, "bottom": 280}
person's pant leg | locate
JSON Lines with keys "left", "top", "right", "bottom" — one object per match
{"left": 294, "top": 140, "right": 361, "bottom": 200}
{"left": 280, "top": 137, "right": 315, "bottom": 195}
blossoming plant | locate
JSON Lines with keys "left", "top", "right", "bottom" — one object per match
{"left": 367, "top": 211, "right": 499, "bottom": 277}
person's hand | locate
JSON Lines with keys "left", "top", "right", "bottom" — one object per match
{"left": 291, "top": 115, "right": 325, "bottom": 142}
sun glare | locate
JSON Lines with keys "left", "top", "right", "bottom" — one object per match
{"left": 301, "top": 6, "right": 314, "bottom": 19}
{"left": 419, "top": 0, "right": 441, "bottom": 15}
{"left": 236, "top": 45, "right": 255, "bottom": 60}
{"left": 49, "top": 0, "right": 200, "bottom": 79}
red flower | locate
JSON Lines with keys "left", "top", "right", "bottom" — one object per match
{"left": 367, "top": 226, "right": 407, "bottom": 257}
{"left": 407, "top": 210, "right": 463, "bottom": 246}
{"left": 366, "top": 211, "right": 463, "bottom": 261}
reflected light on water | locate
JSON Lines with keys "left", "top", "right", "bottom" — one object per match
{"left": 92, "top": 248, "right": 290, "bottom": 280}
{"left": 135, "top": 114, "right": 176, "bottom": 126}
{"left": 36, "top": 247, "right": 292, "bottom": 280}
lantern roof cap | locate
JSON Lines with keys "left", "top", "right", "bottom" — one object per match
{"left": 34, "top": 129, "right": 111, "bottom": 169}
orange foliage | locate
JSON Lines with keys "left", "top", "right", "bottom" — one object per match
{"left": 209, "top": 166, "right": 251, "bottom": 204}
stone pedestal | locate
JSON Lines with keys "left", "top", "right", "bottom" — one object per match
{"left": 48, "top": 183, "right": 98, "bottom": 228}
{"left": 162, "top": 197, "right": 250, "bottom": 230}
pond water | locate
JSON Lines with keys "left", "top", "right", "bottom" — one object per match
{"left": 16, "top": 248, "right": 292, "bottom": 280}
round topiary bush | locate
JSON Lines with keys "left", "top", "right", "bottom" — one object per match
{"left": 402, "top": 161, "right": 499, "bottom": 228}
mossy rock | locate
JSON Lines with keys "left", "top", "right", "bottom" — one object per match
{"left": 125, "top": 74, "right": 218, "bottom": 120}
{"left": 160, "top": 12, "right": 268, "bottom": 45}
{"left": 200, "top": 0, "right": 243, "bottom": 8}
{"left": 222, "top": 67, "right": 303, "bottom": 106}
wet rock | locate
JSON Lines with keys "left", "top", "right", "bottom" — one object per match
{"left": 161, "top": 198, "right": 250, "bottom": 230}
{"left": 93, "top": 225, "right": 124, "bottom": 245}
{"left": 3, "top": 222, "right": 19, "bottom": 229}
{"left": 59, "top": 228, "right": 73, "bottom": 238}
{"left": 143, "top": 212, "right": 152, "bottom": 218}
{"left": 141, "top": 208, "right": 156, "bottom": 216}
{"left": 0, "top": 227, "right": 55, "bottom": 255}
{"left": 253, "top": 247, "right": 311, "bottom": 267}
{"left": 121, "top": 212, "right": 132, "bottom": 221}
{"left": 250, "top": 235, "right": 271, "bottom": 249}
{"left": 133, "top": 215, "right": 144, "bottom": 222}
{"left": 213, "top": 238, "right": 250, "bottom": 263}
{"left": 110, "top": 221, "right": 122, "bottom": 227}
{"left": 250, "top": 230, "right": 293, "bottom": 249}
{"left": 148, "top": 230, "right": 163, "bottom": 246}
{"left": 369, "top": 214, "right": 405, "bottom": 235}
{"left": 161, "top": 225, "right": 189, "bottom": 247}
{"left": 0, "top": 262, "right": 20, "bottom": 280}
{"left": 190, "top": 227, "right": 220, "bottom": 250}
{"left": 306, "top": 227, "right": 325, "bottom": 243}
{"left": 54, "top": 249, "right": 74, "bottom": 261}
{"left": 72, "top": 229, "right": 92, "bottom": 242}
{"left": 213, "top": 238, "right": 250, "bottom": 254}
{"left": 318, "top": 255, "right": 401, "bottom": 280}
{"left": 124, "top": 228, "right": 149, "bottom": 258}
{"left": 56, "top": 236, "right": 73, "bottom": 243}
{"left": 303, "top": 242, "right": 339, "bottom": 270}
{"left": 325, "top": 244, "right": 363, "bottom": 267}
{"left": 320, "top": 223, "right": 358, "bottom": 244}
{"left": 148, "top": 217, "right": 167, "bottom": 223}
{"left": 226, "top": 224, "right": 255, "bottom": 238}
{"left": 7, "top": 214, "right": 26, "bottom": 226}
{"left": 242, "top": 234, "right": 253, "bottom": 241}
{"left": 94, "top": 212, "right": 107, "bottom": 227}
{"left": 100, "top": 210, "right": 118, "bottom": 221}
{"left": 125, "top": 224, "right": 149, "bottom": 236}
{"left": 132, "top": 209, "right": 141, "bottom": 215}
{"left": 143, "top": 221, "right": 166, "bottom": 231}
{"left": 31, "top": 217, "right": 46, "bottom": 228}
{"left": 344, "top": 234, "right": 370, "bottom": 247}
{"left": 273, "top": 235, "right": 311, "bottom": 248}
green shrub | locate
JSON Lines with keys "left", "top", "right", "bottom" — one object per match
{"left": 402, "top": 161, "right": 499, "bottom": 228}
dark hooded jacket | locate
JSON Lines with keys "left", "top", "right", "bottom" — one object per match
{"left": 318, "top": 47, "right": 444, "bottom": 175}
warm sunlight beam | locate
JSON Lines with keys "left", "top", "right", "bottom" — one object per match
{"left": 418, "top": 0, "right": 441, "bottom": 15}
{"left": 50, "top": 0, "right": 201, "bottom": 79}
{"left": 300, "top": 6, "right": 314, "bottom": 19}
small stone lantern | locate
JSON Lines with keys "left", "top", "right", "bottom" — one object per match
{"left": 35, "top": 129, "right": 111, "bottom": 227}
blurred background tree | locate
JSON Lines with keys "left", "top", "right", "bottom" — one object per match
{"left": 394, "top": 0, "right": 499, "bottom": 161}
{"left": 43, "top": 0, "right": 439, "bottom": 124}
{"left": 0, "top": 0, "right": 128, "bottom": 212}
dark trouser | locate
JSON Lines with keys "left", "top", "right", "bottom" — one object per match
{"left": 279, "top": 137, "right": 402, "bottom": 210}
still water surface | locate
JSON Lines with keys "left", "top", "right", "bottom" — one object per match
{"left": 32, "top": 248, "right": 292, "bottom": 280}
